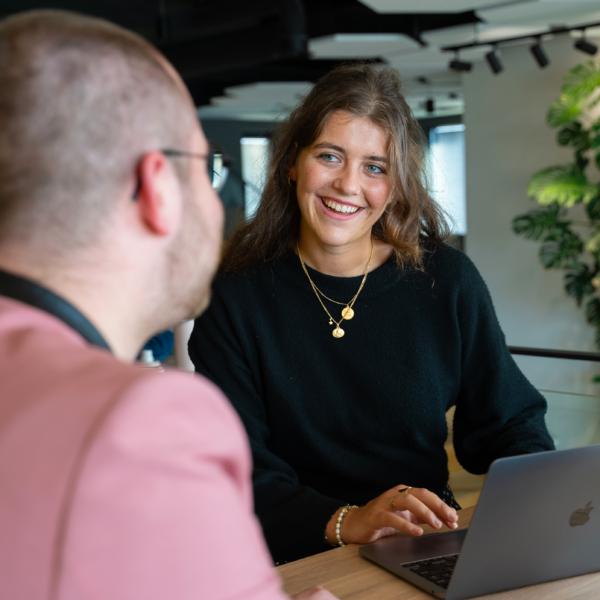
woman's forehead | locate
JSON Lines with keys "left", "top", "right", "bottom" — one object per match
{"left": 313, "top": 110, "right": 390, "bottom": 153}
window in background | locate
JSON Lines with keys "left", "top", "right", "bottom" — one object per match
{"left": 240, "top": 137, "right": 270, "bottom": 219}
{"left": 428, "top": 124, "right": 467, "bottom": 236}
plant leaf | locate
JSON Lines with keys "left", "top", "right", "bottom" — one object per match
{"left": 512, "top": 205, "right": 567, "bottom": 241}
{"left": 586, "top": 196, "right": 600, "bottom": 221}
{"left": 564, "top": 264, "right": 596, "bottom": 306}
{"left": 528, "top": 166, "right": 598, "bottom": 207}
{"left": 562, "top": 61, "right": 600, "bottom": 99}
{"left": 556, "top": 122, "right": 591, "bottom": 153}
{"left": 539, "top": 230, "right": 583, "bottom": 269}
{"left": 586, "top": 297, "right": 600, "bottom": 327}
{"left": 547, "top": 94, "right": 586, "bottom": 127}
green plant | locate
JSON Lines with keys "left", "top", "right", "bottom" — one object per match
{"left": 512, "top": 60, "right": 600, "bottom": 357}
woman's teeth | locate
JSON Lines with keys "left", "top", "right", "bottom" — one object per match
{"left": 322, "top": 198, "right": 359, "bottom": 214}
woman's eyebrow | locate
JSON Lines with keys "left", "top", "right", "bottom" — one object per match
{"left": 364, "top": 154, "right": 387, "bottom": 163}
{"left": 313, "top": 142, "right": 387, "bottom": 163}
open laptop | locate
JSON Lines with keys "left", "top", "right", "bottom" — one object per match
{"left": 359, "top": 444, "right": 600, "bottom": 600}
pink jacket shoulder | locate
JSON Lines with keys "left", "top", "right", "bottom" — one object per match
{"left": 0, "top": 297, "right": 286, "bottom": 600}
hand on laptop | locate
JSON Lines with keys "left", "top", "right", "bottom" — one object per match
{"left": 327, "top": 485, "right": 459, "bottom": 545}
{"left": 292, "top": 586, "right": 339, "bottom": 599}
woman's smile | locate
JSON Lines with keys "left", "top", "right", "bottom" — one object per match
{"left": 318, "top": 195, "right": 364, "bottom": 219}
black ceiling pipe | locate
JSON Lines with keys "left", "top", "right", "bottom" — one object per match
{"left": 278, "top": 0, "right": 308, "bottom": 57}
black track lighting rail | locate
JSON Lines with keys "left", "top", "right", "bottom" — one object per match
{"left": 441, "top": 20, "right": 600, "bottom": 53}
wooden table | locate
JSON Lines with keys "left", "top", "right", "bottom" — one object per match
{"left": 277, "top": 506, "right": 600, "bottom": 599}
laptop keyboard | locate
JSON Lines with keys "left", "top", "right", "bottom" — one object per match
{"left": 401, "top": 553, "right": 459, "bottom": 590}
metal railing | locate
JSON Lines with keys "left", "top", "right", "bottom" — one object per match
{"left": 508, "top": 346, "right": 600, "bottom": 363}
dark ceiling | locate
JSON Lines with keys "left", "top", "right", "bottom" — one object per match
{"left": 0, "top": 0, "right": 480, "bottom": 105}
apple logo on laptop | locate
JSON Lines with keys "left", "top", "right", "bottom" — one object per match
{"left": 570, "top": 501, "right": 594, "bottom": 527}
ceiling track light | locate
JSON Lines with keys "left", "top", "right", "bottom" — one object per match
{"left": 449, "top": 52, "right": 472, "bottom": 73}
{"left": 425, "top": 98, "right": 435, "bottom": 114}
{"left": 530, "top": 38, "right": 549, "bottom": 68}
{"left": 574, "top": 29, "right": 598, "bottom": 56}
{"left": 485, "top": 47, "right": 503, "bottom": 75}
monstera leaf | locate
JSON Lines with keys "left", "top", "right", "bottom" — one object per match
{"left": 539, "top": 230, "right": 583, "bottom": 269}
{"left": 528, "top": 166, "right": 598, "bottom": 207}
{"left": 561, "top": 61, "right": 600, "bottom": 100}
{"left": 547, "top": 94, "right": 587, "bottom": 127}
{"left": 565, "top": 264, "right": 596, "bottom": 306}
{"left": 512, "top": 205, "right": 567, "bottom": 241}
{"left": 586, "top": 297, "right": 600, "bottom": 327}
{"left": 557, "top": 122, "right": 591, "bottom": 152}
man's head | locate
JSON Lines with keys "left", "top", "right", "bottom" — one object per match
{"left": 0, "top": 10, "right": 223, "bottom": 349}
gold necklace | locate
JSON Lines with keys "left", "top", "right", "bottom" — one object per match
{"left": 297, "top": 241, "right": 374, "bottom": 338}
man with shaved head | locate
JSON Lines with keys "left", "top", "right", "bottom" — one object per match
{"left": 0, "top": 10, "right": 335, "bottom": 600}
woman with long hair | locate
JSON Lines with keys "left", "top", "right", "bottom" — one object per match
{"left": 189, "top": 64, "right": 554, "bottom": 564}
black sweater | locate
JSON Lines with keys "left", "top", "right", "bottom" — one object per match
{"left": 189, "top": 244, "right": 554, "bottom": 564}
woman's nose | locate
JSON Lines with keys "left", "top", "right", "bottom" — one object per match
{"left": 334, "top": 164, "right": 360, "bottom": 196}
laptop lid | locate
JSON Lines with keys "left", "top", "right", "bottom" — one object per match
{"left": 359, "top": 445, "right": 600, "bottom": 600}
{"left": 447, "top": 444, "right": 600, "bottom": 599}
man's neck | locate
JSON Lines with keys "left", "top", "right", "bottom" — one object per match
{"left": 0, "top": 252, "right": 149, "bottom": 361}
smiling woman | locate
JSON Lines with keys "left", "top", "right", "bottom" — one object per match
{"left": 189, "top": 64, "right": 555, "bottom": 565}
{"left": 220, "top": 65, "right": 447, "bottom": 274}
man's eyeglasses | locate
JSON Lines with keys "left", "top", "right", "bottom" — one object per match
{"left": 162, "top": 142, "right": 231, "bottom": 192}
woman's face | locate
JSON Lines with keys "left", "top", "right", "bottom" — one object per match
{"left": 290, "top": 111, "right": 392, "bottom": 250}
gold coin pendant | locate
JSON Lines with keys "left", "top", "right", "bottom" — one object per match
{"left": 341, "top": 306, "right": 354, "bottom": 320}
{"left": 332, "top": 327, "right": 345, "bottom": 338}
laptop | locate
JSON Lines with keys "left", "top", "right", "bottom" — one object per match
{"left": 359, "top": 444, "right": 600, "bottom": 600}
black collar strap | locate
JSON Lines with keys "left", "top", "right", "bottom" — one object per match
{"left": 0, "top": 269, "right": 111, "bottom": 352}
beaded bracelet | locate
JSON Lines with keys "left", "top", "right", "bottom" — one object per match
{"left": 326, "top": 504, "right": 358, "bottom": 547}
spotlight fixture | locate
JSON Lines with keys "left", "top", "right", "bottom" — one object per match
{"left": 485, "top": 48, "right": 503, "bottom": 75}
{"left": 530, "top": 39, "right": 549, "bottom": 68}
{"left": 449, "top": 52, "right": 472, "bottom": 72}
{"left": 425, "top": 98, "right": 435, "bottom": 114}
{"left": 574, "top": 30, "right": 598, "bottom": 56}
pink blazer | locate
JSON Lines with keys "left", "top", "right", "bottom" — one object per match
{"left": 0, "top": 296, "right": 287, "bottom": 600}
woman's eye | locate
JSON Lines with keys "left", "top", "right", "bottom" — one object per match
{"left": 319, "top": 153, "right": 339, "bottom": 162}
{"left": 366, "top": 164, "right": 385, "bottom": 174}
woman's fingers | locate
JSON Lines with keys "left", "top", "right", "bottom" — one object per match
{"left": 401, "top": 493, "right": 446, "bottom": 530}
{"left": 389, "top": 487, "right": 458, "bottom": 531}
{"left": 382, "top": 509, "right": 424, "bottom": 536}
{"left": 411, "top": 489, "right": 458, "bottom": 527}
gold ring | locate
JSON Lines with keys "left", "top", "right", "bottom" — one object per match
{"left": 389, "top": 496, "right": 396, "bottom": 509}
{"left": 399, "top": 487, "right": 412, "bottom": 495}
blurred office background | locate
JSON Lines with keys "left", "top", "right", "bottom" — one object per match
{"left": 3, "top": 0, "right": 600, "bottom": 503}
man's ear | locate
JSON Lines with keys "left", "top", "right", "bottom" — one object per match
{"left": 134, "top": 151, "right": 180, "bottom": 236}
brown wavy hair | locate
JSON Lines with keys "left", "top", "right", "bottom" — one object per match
{"left": 221, "top": 63, "right": 449, "bottom": 272}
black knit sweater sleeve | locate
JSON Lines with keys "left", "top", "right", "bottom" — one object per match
{"left": 446, "top": 252, "right": 555, "bottom": 473}
{"left": 188, "top": 274, "right": 345, "bottom": 563}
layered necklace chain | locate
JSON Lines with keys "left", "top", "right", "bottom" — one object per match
{"left": 297, "top": 240, "right": 374, "bottom": 339}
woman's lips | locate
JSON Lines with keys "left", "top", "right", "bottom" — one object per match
{"left": 318, "top": 196, "right": 364, "bottom": 220}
